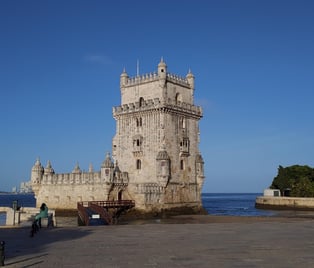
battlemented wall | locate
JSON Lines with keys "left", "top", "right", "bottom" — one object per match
{"left": 31, "top": 59, "right": 205, "bottom": 213}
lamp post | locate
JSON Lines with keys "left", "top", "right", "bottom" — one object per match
{"left": 12, "top": 200, "right": 18, "bottom": 226}
{"left": 0, "top": 241, "right": 5, "bottom": 266}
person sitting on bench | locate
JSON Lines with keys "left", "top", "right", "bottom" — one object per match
{"left": 34, "top": 203, "right": 48, "bottom": 228}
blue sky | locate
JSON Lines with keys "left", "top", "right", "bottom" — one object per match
{"left": 0, "top": 0, "right": 313, "bottom": 193}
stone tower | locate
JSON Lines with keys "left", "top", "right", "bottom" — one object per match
{"left": 112, "top": 59, "right": 205, "bottom": 211}
{"left": 30, "top": 59, "right": 205, "bottom": 214}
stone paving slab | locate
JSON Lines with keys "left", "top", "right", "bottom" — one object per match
{"left": 1, "top": 217, "right": 314, "bottom": 267}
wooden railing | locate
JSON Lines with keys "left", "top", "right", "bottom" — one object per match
{"left": 77, "top": 202, "right": 90, "bottom": 226}
{"left": 77, "top": 200, "right": 135, "bottom": 226}
{"left": 90, "top": 200, "right": 135, "bottom": 209}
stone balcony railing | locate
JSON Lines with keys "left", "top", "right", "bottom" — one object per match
{"left": 113, "top": 98, "right": 202, "bottom": 118}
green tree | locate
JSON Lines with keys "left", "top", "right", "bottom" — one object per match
{"left": 291, "top": 177, "right": 314, "bottom": 197}
{"left": 271, "top": 165, "right": 314, "bottom": 197}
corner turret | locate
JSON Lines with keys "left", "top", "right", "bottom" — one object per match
{"left": 195, "top": 154, "right": 205, "bottom": 188}
{"left": 31, "top": 158, "right": 44, "bottom": 185}
{"left": 120, "top": 68, "right": 128, "bottom": 87}
{"left": 158, "top": 57, "right": 167, "bottom": 88}
{"left": 186, "top": 69, "right": 195, "bottom": 91}
{"left": 101, "top": 152, "right": 114, "bottom": 183}
{"left": 44, "top": 160, "right": 54, "bottom": 175}
{"left": 156, "top": 150, "right": 171, "bottom": 187}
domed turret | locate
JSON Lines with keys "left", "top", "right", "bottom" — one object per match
{"left": 158, "top": 57, "right": 167, "bottom": 76}
{"left": 31, "top": 158, "right": 44, "bottom": 188}
{"left": 44, "top": 160, "right": 54, "bottom": 175}
{"left": 72, "top": 162, "right": 81, "bottom": 174}
{"left": 158, "top": 57, "right": 167, "bottom": 89}
{"left": 101, "top": 152, "right": 114, "bottom": 183}
{"left": 102, "top": 152, "right": 114, "bottom": 168}
{"left": 120, "top": 68, "right": 128, "bottom": 87}
{"left": 186, "top": 68, "right": 195, "bottom": 90}
{"left": 32, "top": 158, "right": 43, "bottom": 172}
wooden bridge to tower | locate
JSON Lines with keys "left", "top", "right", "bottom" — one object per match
{"left": 77, "top": 200, "right": 135, "bottom": 226}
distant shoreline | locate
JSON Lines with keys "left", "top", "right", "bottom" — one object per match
{"left": 0, "top": 192, "right": 34, "bottom": 195}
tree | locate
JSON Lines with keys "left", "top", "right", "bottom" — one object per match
{"left": 270, "top": 165, "right": 314, "bottom": 197}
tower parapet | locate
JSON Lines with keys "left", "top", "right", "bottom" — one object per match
{"left": 113, "top": 97, "right": 202, "bottom": 118}
{"left": 120, "top": 71, "right": 191, "bottom": 88}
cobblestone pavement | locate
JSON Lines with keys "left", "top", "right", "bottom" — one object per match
{"left": 1, "top": 218, "right": 314, "bottom": 267}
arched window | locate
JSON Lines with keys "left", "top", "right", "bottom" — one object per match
{"left": 136, "top": 117, "right": 142, "bottom": 127}
{"left": 139, "top": 97, "right": 144, "bottom": 107}
{"left": 136, "top": 159, "right": 141, "bottom": 170}
{"left": 175, "top": 93, "right": 182, "bottom": 104}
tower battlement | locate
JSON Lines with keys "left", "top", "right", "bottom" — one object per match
{"left": 113, "top": 97, "right": 202, "bottom": 118}
{"left": 122, "top": 72, "right": 190, "bottom": 88}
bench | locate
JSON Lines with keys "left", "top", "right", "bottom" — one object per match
{"left": 39, "top": 213, "right": 54, "bottom": 228}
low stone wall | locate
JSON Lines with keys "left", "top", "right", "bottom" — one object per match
{"left": 256, "top": 196, "right": 314, "bottom": 210}
{"left": 0, "top": 207, "right": 56, "bottom": 226}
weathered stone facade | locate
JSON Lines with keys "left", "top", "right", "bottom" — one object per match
{"left": 31, "top": 59, "right": 205, "bottom": 213}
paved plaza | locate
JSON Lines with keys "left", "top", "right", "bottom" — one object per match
{"left": 1, "top": 216, "right": 314, "bottom": 267}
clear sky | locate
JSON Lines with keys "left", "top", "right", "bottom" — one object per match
{"left": 0, "top": 0, "right": 313, "bottom": 193}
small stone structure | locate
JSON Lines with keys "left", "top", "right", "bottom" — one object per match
{"left": 31, "top": 59, "right": 205, "bottom": 214}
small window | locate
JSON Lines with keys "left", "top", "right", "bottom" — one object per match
{"left": 180, "top": 160, "right": 184, "bottom": 170}
{"left": 136, "top": 117, "right": 142, "bottom": 127}
{"left": 136, "top": 159, "right": 141, "bottom": 170}
{"left": 161, "top": 69, "right": 164, "bottom": 72}
{"left": 139, "top": 97, "right": 144, "bottom": 107}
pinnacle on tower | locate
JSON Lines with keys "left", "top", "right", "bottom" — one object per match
{"left": 158, "top": 57, "right": 167, "bottom": 80}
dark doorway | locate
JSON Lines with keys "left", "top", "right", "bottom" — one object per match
{"left": 118, "top": 190, "right": 123, "bottom": 201}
